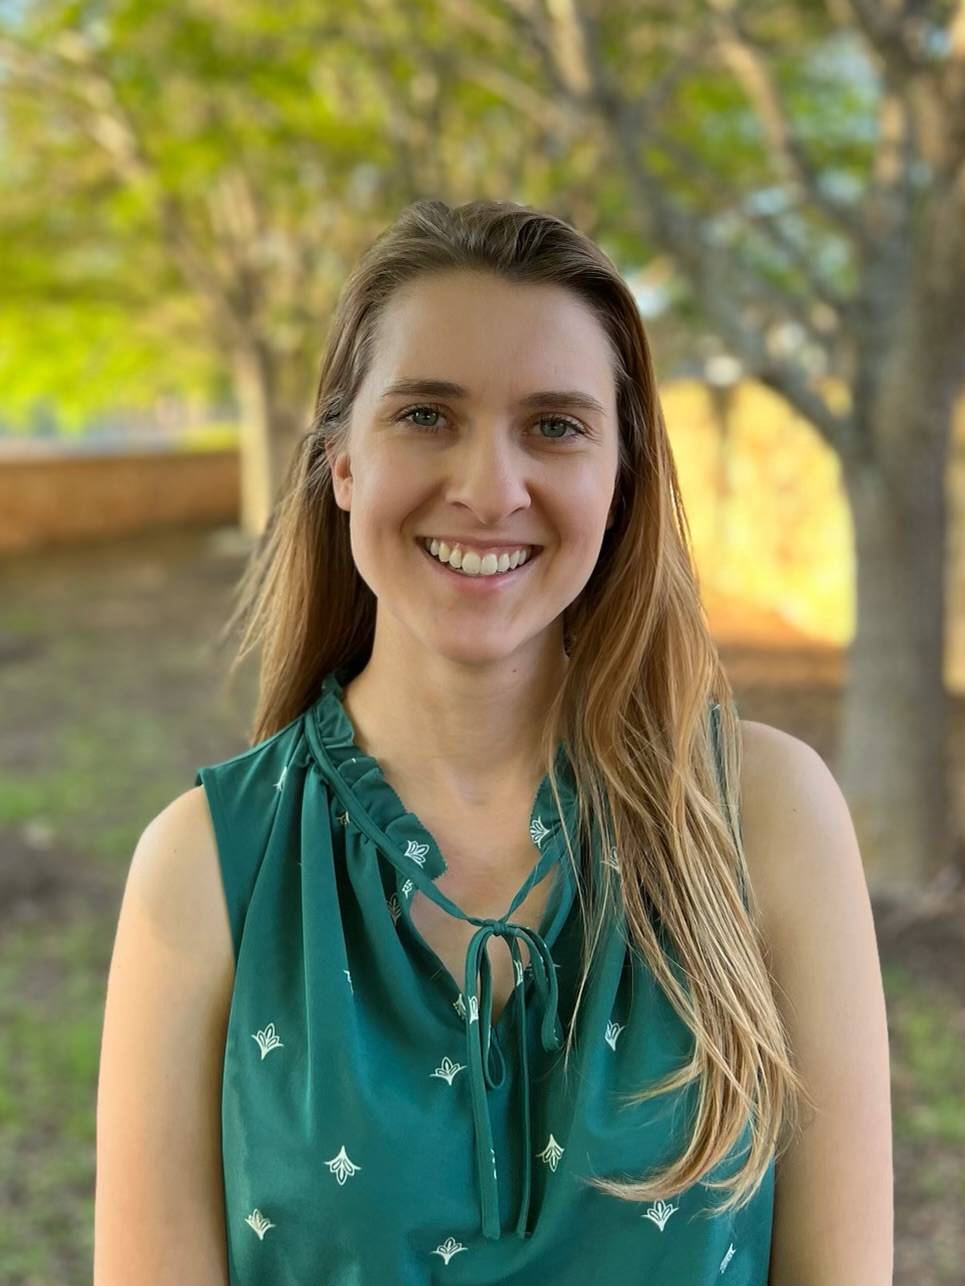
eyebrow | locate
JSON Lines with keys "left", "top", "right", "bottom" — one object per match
{"left": 379, "top": 377, "right": 607, "bottom": 417}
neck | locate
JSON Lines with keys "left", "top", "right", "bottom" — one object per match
{"left": 341, "top": 644, "right": 568, "bottom": 808}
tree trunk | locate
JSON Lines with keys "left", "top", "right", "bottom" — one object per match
{"left": 839, "top": 447, "right": 949, "bottom": 897}
{"left": 232, "top": 343, "right": 305, "bottom": 537}
{"left": 836, "top": 164, "right": 965, "bottom": 899}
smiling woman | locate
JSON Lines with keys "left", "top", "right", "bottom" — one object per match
{"left": 95, "top": 198, "right": 892, "bottom": 1286}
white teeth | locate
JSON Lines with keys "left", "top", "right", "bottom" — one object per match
{"left": 422, "top": 537, "right": 533, "bottom": 577}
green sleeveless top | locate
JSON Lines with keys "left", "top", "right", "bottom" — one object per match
{"left": 194, "top": 665, "right": 775, "bottom": 1283}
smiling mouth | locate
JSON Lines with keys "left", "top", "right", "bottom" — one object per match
{"left": 415, "top": 537, "right": 542, "bottom": 580}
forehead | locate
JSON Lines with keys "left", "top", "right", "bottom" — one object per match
{"left": 368, "top": 270, "right": 616, "bottom": 406}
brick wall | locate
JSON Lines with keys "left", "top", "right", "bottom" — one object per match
{"left": 0, "top": 443, "right": 239, "bottom": 554}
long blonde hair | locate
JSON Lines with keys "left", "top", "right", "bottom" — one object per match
{"left": 218, "top": 198, "right": 813, "bottom": 1216}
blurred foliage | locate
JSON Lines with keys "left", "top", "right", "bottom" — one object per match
{"left": 0, "top": 299, "right": 223, "bottom": 433}
{"left": 0, "top": 0, "right": 891, "bottom": 438}
{"left": 179, "top": 418, "right": 240, "bottom": 450}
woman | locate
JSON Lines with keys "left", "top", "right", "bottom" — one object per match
{"left": 94, "top": 200, "right": 893, "bottom": 1284}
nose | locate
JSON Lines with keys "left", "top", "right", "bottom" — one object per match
{"left": 440, "top": 429, "right": 534, "bottom": 521}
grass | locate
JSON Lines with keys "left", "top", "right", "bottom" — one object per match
{"left": 0, "top": 915, "right": 108, "bottom": 1283}
{"left": 885, "top": 962, "right": 965, "bottom": 1151}
{"left": 0, "top": 692, "right": 204, "bottom": 868}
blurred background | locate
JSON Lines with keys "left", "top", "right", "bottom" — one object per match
{"left": 1, "top": 1, "right": 963, "bottom": 1281}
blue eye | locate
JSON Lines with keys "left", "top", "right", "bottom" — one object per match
{"left": 397, "top": 403, "right": 585, "bottom": 439}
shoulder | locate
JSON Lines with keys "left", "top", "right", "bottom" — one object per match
{"left": 135, "top": 785, "right": 217, "bottom": 886}
{"left": 736, "top": 719, "right": 849, "bottom": 949}
{"left": 738, "top": 716, "right": 837, "bottom": 830}
{"left": 127, "top": 786, "right": 231, "bottom": 975}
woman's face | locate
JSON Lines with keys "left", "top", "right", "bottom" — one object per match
{"left": 327, "top": 268, "right": 620, "bottom": 669}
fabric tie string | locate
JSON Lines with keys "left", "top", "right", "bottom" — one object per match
{"left": 462, "top": 918, "right": 563, "bottom": 1241}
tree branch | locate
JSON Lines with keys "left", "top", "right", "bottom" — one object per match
{"left": 939, "top": 1, "right": 965, "bottom": 171}
{"left": 2, "top": 30, "right": 258, "bottom": 349}
{"left": 458, "top": 6, "right": 853, "bottom": 327}
{"left": 570, "top": 2, "right": 857, "bottom": 455}
{"left": 824, "top": 0, "right": 930, "bottom": 80}
{"left": 625, "top": 112, "right": 855, "bottom": 322}
{"left": 704, "top": 0, "right": 869, "bottom": 246}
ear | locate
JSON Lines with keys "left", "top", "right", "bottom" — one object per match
{"left": 325, "top": 438, "right": 353, "bottom": 513}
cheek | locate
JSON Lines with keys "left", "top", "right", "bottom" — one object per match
{"left": 346, "top": 462, "right": 425, "bottom": 584}
{"left": 384, "top": 442, "right": 434, "bottom": 492}
{"left": 552, "top": 475, "right": 612, "bottom": 540}
{"left": 350, "top": 454, "right": 421, "bottom": 525}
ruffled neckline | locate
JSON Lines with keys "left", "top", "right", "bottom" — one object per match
{"left": 302, "top": 663, "right": 580, "bottom": 881}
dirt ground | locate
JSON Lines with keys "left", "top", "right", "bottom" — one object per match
{"left": 1, "top": 526, "right": 963, "bottom": 1283}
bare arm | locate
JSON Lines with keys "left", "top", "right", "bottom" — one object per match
{"left": 741, "top": 721, "right": 894, "bottom": 1286}
{"left": 94, "top": 785, "right": 234, "bottom": 1285}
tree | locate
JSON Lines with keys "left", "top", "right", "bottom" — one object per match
{"left": 0, "top": 0, "right": 429, "bottom": 526}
